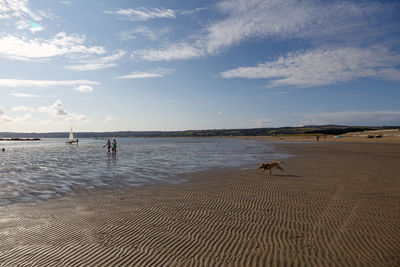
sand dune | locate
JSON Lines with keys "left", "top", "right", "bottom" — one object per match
{"left": 0, "top": 142, "right": 399, "bottom": 266}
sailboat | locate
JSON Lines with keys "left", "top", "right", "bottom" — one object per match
{"left": 66, "top": 127, "right": 78, "bottom": 144}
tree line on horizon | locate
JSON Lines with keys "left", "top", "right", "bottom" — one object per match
{"left": 0, "top": 125, "right": 398, "bottom": 139}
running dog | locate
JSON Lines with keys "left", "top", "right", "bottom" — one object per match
{"left": 259, "top": 161, "right": 284, "bottom": 175}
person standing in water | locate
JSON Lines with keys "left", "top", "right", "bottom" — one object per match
{"left": 104, "top": 139, "right": 111, "bottom": 153}
{"left": 112, "top": 139, "right": 117, "bottom": 155}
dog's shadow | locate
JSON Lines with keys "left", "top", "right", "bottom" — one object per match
{"left": 271, "top": 174, "right": 301, "bottom": 178}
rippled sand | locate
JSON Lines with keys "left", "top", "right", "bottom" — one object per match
{"left": 0, "top": 142, "right": 399, "bottom": 266}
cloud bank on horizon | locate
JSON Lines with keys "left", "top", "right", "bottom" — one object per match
{"left": 0, "top": 0, "right": 399, "bottom": 132}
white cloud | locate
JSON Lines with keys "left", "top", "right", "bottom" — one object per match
{"left": 304, "top": 111, "right": 400, "bottom": 126}
{"left": 60, "top": 1, "right": 71, "bottom": 5}
{"left": 135, "top": 0, "right": 395, "bottom": 61}
{"left": 66, "top": 50, "right": 125, "bottom": 71}
{"left": 29, "top": 21, "right": 42, "bottom": 33}
{"left": 38, "top": 99, "right": 87, "bottom": 122}
{"left": 118, "top": 73, "right": 162, "bottom": 79}
{"left": 105, "top": 116, "right": 114, "bottom": 123}
{"left": 0, "top": 105, "right": 13, "bottom": 122}
{"left": 0, "top": 32, "right": 105, "bottom": 61}
{"left": 1, "top": 101, "right": 90, "bottom": 130}
{"left": 74, "top": 85, "right": 93, "bottom": 92}
{"left": 106, "top": 7, "right": 176, "bottom": 21}
{"left": 0, "top": 79, "right": 100, "bottom": 87}
{"left": 117, "top": 68, "right": 174, "bottom": 79}
{"left": 254, "top": 118, "right": 273, "bottom": 127}
{"left": 9, "top": 92, "right": 39, "bottom": 97}
{"left": 38, "top": 99, "right": 69, "bottom": 116}
{"left": 11, "top": 105, "right": 35, "bottom": 112}
{"left": 220, "top": 46, "right": 400, "bottom": 87}
{"left": 14, "top": 112, "right": 32, "bottom": 122}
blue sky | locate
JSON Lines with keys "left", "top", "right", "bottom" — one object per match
{"left": 0, "top": 0, "right": 399, "bottom": 132}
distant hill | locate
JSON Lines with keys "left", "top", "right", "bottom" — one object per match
{"left": 0, "top": 125, "right": 398, "bottom": 139}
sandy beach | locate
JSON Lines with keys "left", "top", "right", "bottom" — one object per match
{"left": 1, "top": 141, "right": 399, "bottom": 266}
{"left": 241, "top": 128, "right": 400, "bottom": 144}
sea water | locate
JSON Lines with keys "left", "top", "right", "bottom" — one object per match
{"left": 0, "top": 137, "right": 288, "bottom": 206}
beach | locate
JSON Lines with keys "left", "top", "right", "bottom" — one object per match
{"left": 1, "top": 140, "right": 399, "bottom": 266}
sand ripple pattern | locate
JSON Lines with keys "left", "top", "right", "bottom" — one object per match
{"left": 0, "top": 143, "right": 399, "bottom": 266}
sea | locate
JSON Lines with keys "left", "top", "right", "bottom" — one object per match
{"left": 0, "top": 137, "right": 288, "bottom": 206}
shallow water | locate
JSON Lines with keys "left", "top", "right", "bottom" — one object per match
{"left": 0, "top": 137, "right": 288, "bottom": 205}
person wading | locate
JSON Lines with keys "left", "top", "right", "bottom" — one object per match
{"left": 112, "top": 139, "right": 117, "bottom": 155}
{"left": 104, "top": 139, "right": 111, "bottom": 153}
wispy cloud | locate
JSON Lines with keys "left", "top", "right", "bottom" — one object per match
{"left": 118, "top": 26, "right": 159, "bottom": 41}
{"left": 9, "top": 91, "right": 39, "bottom": 97}
{"left": 180, "top": 7, "right": 208, "bottom": 15}
{"left": 106, "top": 7, "right": 175, "bottom": 21}
{"left": 117, "top": 68, "right": 174, "bottom": 79}
{"left": 66, "top": 50, "right": 126, "bottom": 71}
{"left": 0, "top": 79, "right": 100, "bottom": 88}
{"left": 60, "top": 1, "right": 71, "bottom": 5}
{"left": 135, "top": 0, "right": 398, "bottom": 61}
{"left": 66, "top": 62, "right": 116, "bottom": 72}
{"left": 0, "top": 32, "right": 105, "bottom": 61}
{"left": 0, "top": 0, "right": 55, "bottom": 36}
{"left": 0, "top": 0, "right": 43, "bottom": 21}
{"left": 205, "top": 0, "right": 386, "bottom": 52}
{"left": 304, "top": 111, "right": 400, "bottom": 126}
{"left": 29, "top": 21, "right": 42, "bottom": 33}
{"left": 220, "top": 46, "right": 400, "bottom": 87}
{"left": 135, "top": 43, "right": 205, "bottom": 61}
{"left": 16, "top": 20, "right": 43, "bottom": 33}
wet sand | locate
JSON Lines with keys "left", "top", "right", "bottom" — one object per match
{"left": 0, "top": 142, "right": 399, "bottom": 266}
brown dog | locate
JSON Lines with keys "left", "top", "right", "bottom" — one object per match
{"left": 259, "top": 161, "right": 284, "bottom": 175}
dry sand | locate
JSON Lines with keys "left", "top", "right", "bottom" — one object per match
{"left": 0, "top": 141, "right": 399, "bottom": 266}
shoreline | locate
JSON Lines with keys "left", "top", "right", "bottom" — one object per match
{"left": 1, "top": 141, "right": 399, "bottom": 265}
{"left": 237, "top": 133, "right": 400, "bottom": 144}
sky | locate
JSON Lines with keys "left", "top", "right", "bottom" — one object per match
{"left": 0, "top": 0, "right": 399, "bottom": 132}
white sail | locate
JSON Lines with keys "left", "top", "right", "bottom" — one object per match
{"left": 69, "top": 127, "right": 73, "bottom": 141}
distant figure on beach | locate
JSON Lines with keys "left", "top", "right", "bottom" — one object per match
{"left": 2, "top": 148, "right": 4, "bottom": 152}
{"left": 112, "top": 139, "right": 117, "bottom": 155}
{"left": 104, "top": 139, "right": 111, "bottom": 153}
